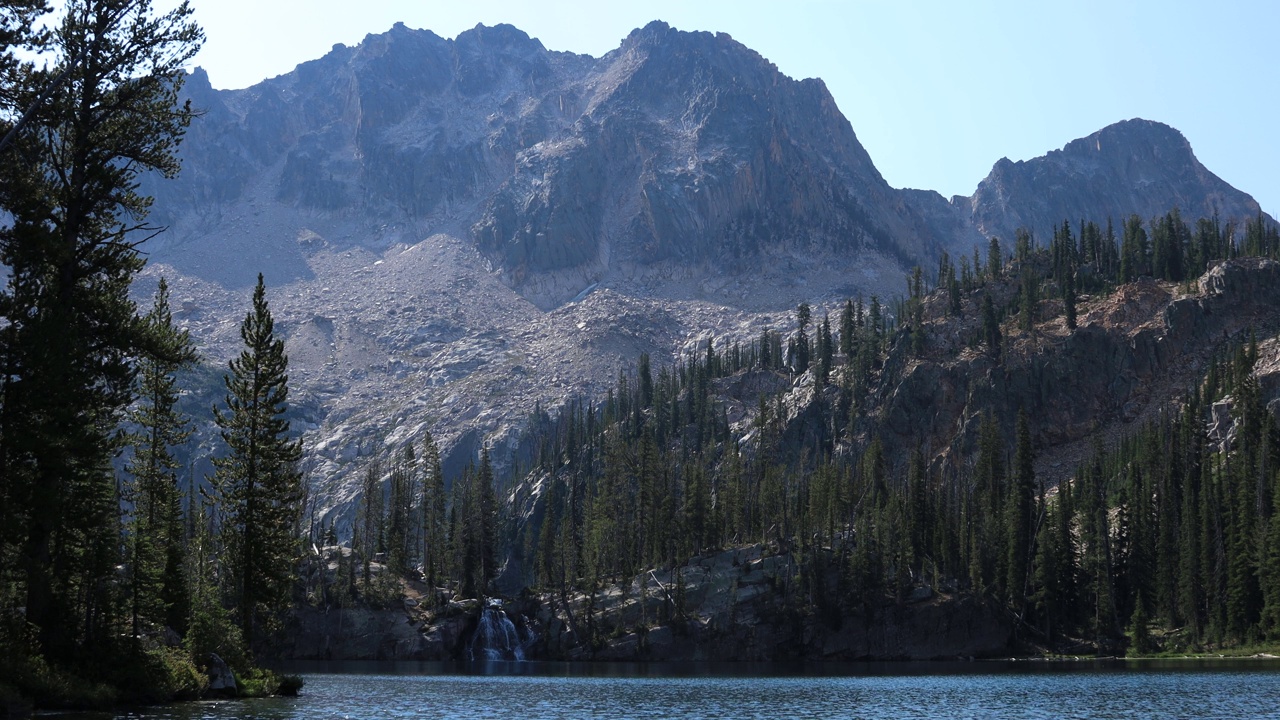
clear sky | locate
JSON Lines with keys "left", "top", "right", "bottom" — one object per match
{"left": 155, "top": 0, "right": 1278, "bottom": 215}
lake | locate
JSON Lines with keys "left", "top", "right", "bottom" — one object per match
{"left": 52, "top": 660, "right": 1280, "bottom": 719}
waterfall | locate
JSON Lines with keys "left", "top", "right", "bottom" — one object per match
{"left": 467, "top": 603, "right": 535, "bottom": 661}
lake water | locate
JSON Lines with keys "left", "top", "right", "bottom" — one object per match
{"left": 53, "top": 660, "right": 1280, "bottom": 719}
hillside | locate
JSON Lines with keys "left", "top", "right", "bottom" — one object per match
{"left": 286, "top": 250, "right": 1280, "bottom": 662}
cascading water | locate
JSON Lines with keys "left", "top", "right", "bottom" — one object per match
{"left": 467, "top": 602, "right": 535, "bottom": 661}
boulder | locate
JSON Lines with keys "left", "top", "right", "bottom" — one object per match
{"left": 207, "top": 653, "right": 236, "bottom": 695}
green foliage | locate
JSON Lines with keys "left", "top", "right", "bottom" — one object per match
{"left": 0, "top": 652, "right": 118, "bottom": 710}
{"left": 1006, "top": 410, "right": 1036, "bottom": 606}
{"left": 1018, "top": 268, "right": 1038, "bottom": 332}
{"left": 108, "top": 647, "right": 208, "bottom": 704}
{"left": 355, "top": 458, "right": 385, "bottom": 586}
{"left": 981, "top": 292, "right": 1001, "bottom": 355}
{"left": 0, "top": 2, "right": 307, "bottom": 708}
{"left": 452, "top": 449, "right": 498, "bottom": 597}
{"left": 791, "top": 302, "right": 811, "bottom": 373}
{"left": 211, "top": 274, "right": 304, "bottom": 652}
{"left": 1127, "top": 594, "right": 1154, "bottom": 656}
{"left": 290, "top": 203, "right": 1280, "bottom": 665}
{"left": 278, "top": 674, "right": 305, "bottom": 696}
{"left": 987, "top": 237, "right": 1004, "bottom": 278}
{"left": 0, "top": 623, "right": 117, "bottom": 709}
{"left": 422, "top": 431, "right": 448, "bottom": 593}
{"left": 0, "top": 0, "right": 202, "bottom": 662}
{"left": 235, "top": 667, "right": 284, "bottom": 698}
{"left": 385, "top": 448, "right": 417, "bottom": 577}
{"left": 124, "top": 278, "right": 199, "bottom": 640}
{"left": 464, "top": 221, "right": 1280, "bottom": 656}
{"left": 185, "top": 577, "right": 248, "bottom": 674}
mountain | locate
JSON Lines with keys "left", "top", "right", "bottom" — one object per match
{"left": 149, "top": 21, "right": 943, "bottom": 307}
{"left": 961, "top": 118, "right": 1268, "bottom": 245}
{"left": 138, "top": 21, "right": 1275, "bottom": 532}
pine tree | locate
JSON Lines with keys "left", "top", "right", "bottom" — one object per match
{"left": 1260, "top": 478, "right": 1280, "bottom": 639}
{"left": 1120, "top": 215, "right": 1148, "bottom": 282}
{"left": 123, "top": 277, "right": 198, "bottom": 640}
{"left": 1063, "top": 268, "right": 1078, "bottom": 330}
{"left": 1128, "top": 592, "right": 1154, "bottom": 655}
{"left": 386, "top": 447, "right": 417, "bottom": 577}
{"left": 988, "top": 237, "right": 1004, "bottom": 279}
{"left": 1019, "top": 268, "right": 1038, "bottom": 332}
{"left": 211, "top": 273, "right": 304, "bottom": 651}
{"left": 420, "top": 430, "right": 447, "bottom": 594}
{"left": 817, "top": 313, "right": 833, "bottom": 386}
{"left": 458, "top": 448, "right": 498, "bottom": 597}
{"left": 1007, "top": 409, "right": 1036, "bottom": 607}
{"left": 0, "top": 0, "right": 201, "bottom": 658}
{"left": 793, "top": 302, "right": 811, "bottom": 374}
{"left": 947, "top": 262, "right": 962, "bottom": 317}
{"left": 355, "top": 458, "right": 384, "bottom": 585}
{"left": 184, "top": 493, "right": 246, "bottom": 670}
{"left": 981, "top": 292, "right": 1001, "bottom": 355}
{"left": 1014, "top": 228, "right": 1032, "bottom": 264}
{"left": 868, "top": 296, "right": 883, "bottom": 352}
{"left": 638, "top": 352, "right": 654, "bottom": 409}
{"left": 839, "top": 299, "right": 855, "bottom": 358}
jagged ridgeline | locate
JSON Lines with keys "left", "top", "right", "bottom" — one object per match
{"left": 331, "top": 209, "right": 1280, "bottom": 656}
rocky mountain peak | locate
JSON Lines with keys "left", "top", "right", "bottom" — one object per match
{"left": 469, "top": 20, "right": 927, "bottom": 305}
{"left": 1062, "top": 117, "right": 1189, "bottom": 158}
{"left": 455, "top": 22, "right": 544, "bottom": 52}
{"left": 964, "top": 117, "right": 1267, "bottom": 246}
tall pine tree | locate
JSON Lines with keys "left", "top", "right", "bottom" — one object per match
{"left": 0, "top": 0, "right": 201, "bottom": 659}
{"left": 123, "top": 277, "right": 198, "bottom": 639}
{"left": 212, "top": 273, "right": 303, "bottom": 652}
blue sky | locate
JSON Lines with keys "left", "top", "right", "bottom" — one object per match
{"left": 158, "top": 0, "right": 1278, "bottom": 215}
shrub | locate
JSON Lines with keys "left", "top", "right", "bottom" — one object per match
{"left": 185, "top": 597, "right": 248, "bottom": 673}
{"left": 0, "top": 651, "right": 117, "bottom": 710}
{"left": 235, "top": 667, "right": 280, "bottom": 698}
{"left": 110, "top": 647, "right": 209, "bottom": 703}
{"left": 277, "top": 674, "right": 305, "bottom": 696}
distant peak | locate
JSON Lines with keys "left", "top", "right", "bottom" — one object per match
{"left": 640, "top": 19, "right": 673, "bottom": 34}
{"left": 1063, "top": 118, "right": 1190, "bottom": 157}
{"left": 186, "top": 66, "right": 211, "bottom": 89}
{"left": 358, "top": 22, "right": 444, "bottom": 48}
{"left": 1097, "top": 118, "right": 1183, "bottom": 141}
{"left": 622, "top": 20, "right": 715, "bottom": 48}
{"left": 455, "top": 22, "right": 544, "bottom": 52}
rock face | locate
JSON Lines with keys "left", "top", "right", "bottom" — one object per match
{"left": 960, "top": 119, "right": 1268, "bottom": 247}
{"left": 286, "top": 604, "right": 435, "bottom": 661}
{"left": 470, "top": 22, "right": 936, "bottom": 293}
{"left": 138, "top": 20, "right": 1276, "bottom": 532}
{"left": 151, "top": 22, "right": 940, "bottom": 308}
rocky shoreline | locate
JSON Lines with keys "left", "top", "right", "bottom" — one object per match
{"left": 283, "top": 544, "right": 1013, "bottom": 663}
